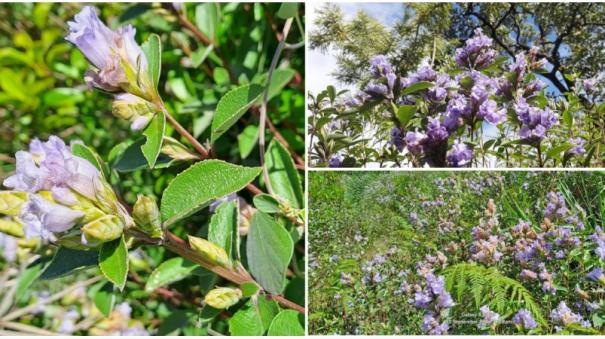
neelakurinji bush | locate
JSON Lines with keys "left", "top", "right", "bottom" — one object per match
{"left": 0, "top": 3, "right": 304, "bottom": 336}
{"left": 308, "top": 27, "right": 605, "bottom": 168}
{"left": 309, "top": 171, "right": 605, "bottom": 335}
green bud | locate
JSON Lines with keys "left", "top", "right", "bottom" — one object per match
{"left": 0, "top": 217, "right": 24, "bottom": 238}
{"left": 188, "top": 235, "right": 231, "bottom": 268}
{"left": 161, "top": 137, "right": 199, "bottom": 161}
{"left": 81, "top": 215, "right": 124, "bottom": 245}
{"left": 0, "top": 191, "right": 28, "bottom": 216}
{"left": 204, "top": 287, "right": 242, "bottom": 309}
{"left": 133, "top": 195, "right": 162, "bottom": 238}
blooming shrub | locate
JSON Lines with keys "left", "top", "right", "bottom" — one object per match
{"left": 309, "top": 171, "right": 605, "bottom": 335}
{"left": 0, "top": 3, "right": 304, "bottom": 336}
{"left": 308, "top": 28, "right": 605, "bottom": 168}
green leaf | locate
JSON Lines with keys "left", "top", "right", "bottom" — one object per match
{"left": 284, "top": 276, "right": 305, "bottom": 307}
{"left": 246, "top": 211, "right": 293, "bottom": 294}
{"left": 195, "top": 3, "right": 219, "bottom": 42}
{"left": 71, "top": 143, "right": 105, "bottom": 174}
{"left": 191, "top": 45, "right": 214, "bottom": 68}
{"left": 546, "top": 143, "right": 573, "bottom": 160}
{"left": 327, "top": 85, "right": 336, "bottom": 102}
{"left": 228, "top": 297, "right": 279, "bottom": 335}
{"left": 401, "top": 81, "right": 433, "bottom": 95}
{"left": 265, "top": 139, "right": 303, "bottom": 209}
{"left": 160, "top": 160, "right": 261, "bottom": 226}
{"left": 240, "top": 282, "right": 259, "bottom": 297}
{"left": 213, "top": 67, "right": 230, "bottom": 85}
{"left": 267, "top": 310, "right": 304, "bottom": 336}
{"left": 267, "top": 68, "right": 295, "bottom": 101}
{"left": 91, "top": 281, "right": 115, "bottom": 317}
{"left": 145, "top": 257, "right": 198, "bottom": 292}
{"left": 141, "top": 33, "right": 161, "bottom": 89}
{"left": 112, "top": 138, "right": 175, "bottom": 172}
{"left": 253, "top": 194, "right": 280, "bottom": 214}
{"left": 276, "top": 3, "right": 299, "bottom": 19}
{"left": 15, "top": 258, "right": 47, "bottom": 301}
{"left": 158, "top": 310, "right": 193, "bottom": 335}
{"left": 563, "top": 110, "right": 573, "bottom": 129}
{"left": 42, "top": 88, "right": 84, "bottom": 108}
{"left": 396, "top": 105, "right": 416, "bottom": 127}
{"left": 141, "top": 110, "right": 166, "bottom": 168}
{"left": 99, "top": 235, "right": 128, "bottom": 291}
{"left": 40, "top": 247, "right": 98, "bottom": 280}
{"left": 211, "top": 84, "right": 264, "bottom": 143}
{"left": 208, "top": 200, "right": 239, "bottom": 260}
{"left": 238, "top": 125, "right": 259, "bottom": 159}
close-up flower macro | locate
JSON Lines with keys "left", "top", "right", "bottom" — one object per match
{"left": 0, "top": 3, "right": 304, "bottom": 336}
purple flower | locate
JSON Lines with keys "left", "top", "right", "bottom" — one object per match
{"left": 328, "top": 155, "right": 342, "bottom": 168}
{"left": 405, "top": 131, "right": 427, "bottom": 155}
{"left": 66, "top": 6, "right": 148, "bottom": 94}
{"left": 477, "top": 99, "right": 506, "bottom": 124}
{"left": 513, "top": 309, "right": 537, "bottom": 330}
{"left": 478, "top": 305, "right": 500, "bottom": 329}
{"left": 369, "top": 55, "right": 393, "bottom": 78}
{"left": 446, "top": 141, "right": 473, "bottom": 167}
{"left": 20, "top": 194, "right": 84, "bottom": 241}
{"left": 587, "top": 268, "right": 604, "bottom": 282}
{"left": 444, "top": 95, "right": 469, "bottom": 132}
{"left": 390, "top": 127, "right": 405, "bottom": 152}
{"left": 455, "top": 28, "right": 496, "bottom": 69}
{"left": 550, "top": 301, "right": 583, "bottom": 326}
{"left": 524, "top": 80, "right": 546, "bottom": 97}
{"left": 584, "top": 79, "right": 596, "bottom": 93}
{"left": 410, "top": 65, "right": 438, "bottom": 83}
{"left": 426, "top": 117, "right": 449, "bottom": 144}
{"left": 0, "top": 232, "right": 18, "bottom": 262}
{"left": 364, "top": 82, "right": 389, "bottom": 97}
{"left": 510, "top": 53, "right": 527, "bottom": 77}
{"left": 515, "top": 98, "right": 557, "bottom": 141}
{"left": 568, "top": 137, "right": 586, "bottom": 155}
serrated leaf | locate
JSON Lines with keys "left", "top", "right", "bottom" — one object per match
{"left": 141, "top": 33, "right": 161, "bottom": 89}
{"left": 253, "top": 194, "right": 280, "bottom": 214}
{"left": 265, "top": 139, "right": 303, "bottom": 209}
{"left": 238, "top": 125, "right": 259, "bottom": 159}
{"left": 160, "top": 160, "right": 261, "bottom": 226}
{"left": 141, "top": 110, "right": 166, "bottom": 168}
{"left": 211, "top": 84, "right": 264, "bottom": 143}
{"left": 276, "top": 3, "right": 298, "bottom": 19}
{"left": 267, "top": 68, "right": 295, "bottom": 101}
{"left": 40, "top": 247, "right": 98, "bottom": 280}
{"left": 208, "top": 200, "right": 239, "bottom": 261}
{"left": 401, "top": 81, "right": 433, "bottom": 95}
{"left": 267, "top": 310, "right": 304, "bottom": 336}
{"left": 396, "top": 105, "right": 416, "bottom": 127}
{"left": 246, "top": 211, "right": 293, "bottom": 294}
{"left": 145, "top": 257, "right": 198, "bottom": 292}
{"left": 99, "top": 235, "right": 128, "bottom": 290}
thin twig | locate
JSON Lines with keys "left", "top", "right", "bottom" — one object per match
{"left": 0, "top": 321, "right": 59, "bottom": 336}
{"left": 163, "top": 107, "right": 209, "bottom": 159}
{"left": 259, "top": 17, "right": 294, "bottom": 196}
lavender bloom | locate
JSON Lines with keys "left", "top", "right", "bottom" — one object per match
{"left": 390, "top": 127, "right": 405, "bottom": 152}
{"left": 568, "top": 137, "right": 586, "bottom": 155}
{"left": 446, "top": 141, "right": 473, "bottom": 167}
{"left": 444, "top": 95, "right": 469, "bottom": 132}
{"left": 513, "top": 309, "right": 537, "bottom": 330}
{"left": 427, "top": 74, "right": 452, "bottom": 102}
{"left": 477, "top": 99, "right": 506, "bottom": 124}
{"left": 510, "top": 53, "right": 527, "bottom": 77}
{"left": 587, "top": 268, "right": 605, "bottom": 283}
{"left": 58, "top": 309, "right": 80, "bottom": 334}
{"left": 455, "top": 28, "right": 496, "bottom": 69}
{"left": 369, "top": 55, "right": 393, "bottom": 78}
{"left": 478, "top": 305, "right": 500, "bottom": 329}
{"left": 405, "top": 130, "right": 427, "bottom": 155}
{"left": 0, "top": 232, "right": 18, "bottom": 262}
{"left": 515, "top": 98, "right": 557, "bottom": 141}
{"left": 550, "top": 302, "right": 583, "bottom": 326}
{"left": 422, "top": 313, "right": 449, "bottom": 335}
{"left": 583, "top": 79, "right": 596, "bottom": 93}
{"left": 426, "top": 117, "right": 449, "bottom": 144}
{"left": 364, "top": 82, "right": 389, "bottom": 98}
{"left": 524, "top": 80, "right": 546, "bottom": 97}
{"left": 20, "top": 194, "right": 84, "bottom": 241}
{"left": 410, "top": 65, "right": 438, "bottom": 83}
{"left": 328, "top": 155, "right": 342, "bottom": 168}
{"left": 66, "top": 6, "right": 149, "bottom": 95}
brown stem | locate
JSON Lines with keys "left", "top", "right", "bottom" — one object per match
{"left": 252, "top": 107, "right": 305, "bottom": 167}
{"left": 163, "top": 108, "right": 210, "bottom": 159}
{"left": 162, "top": 231, "right": 304, "bottom": 313}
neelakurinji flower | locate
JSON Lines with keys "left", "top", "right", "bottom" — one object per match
{"left": 455, "top": 28, "right": 497, "bottom": 70}
{"left": 478, "top": 305, "right": 500, "bottom": 329}
{"left": 66, "top": 6, "right": 159, "bottom": 131}
{"left": 512, "top": 309, "right": 537, "bottom": 330}
{"left": 1, "top": 136, "right": 133, "bottom": 245}
{"left": 446, "top": 141, "right": 473, "bottom": 167}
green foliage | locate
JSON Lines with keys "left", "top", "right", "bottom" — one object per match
{"left": 99, "top": 235, "right": 129, "bottom": 290}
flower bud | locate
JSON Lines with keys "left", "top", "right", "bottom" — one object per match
{"left": 188, "top": 235, "right": 231, "bottom": 268}
{"left": 81, "top": 215, "right": 124, "bottom": 245}
{"left": 133, "top": 195, "right": 162, "bottom": 238}
{"left": 112, "top": 93, "right": 156, "bottom": 131}
{"left": 0, "top": 191, "right": 28, "bottom": 216}
{"left": 204, "top": 287, "right": 242, "bottom": 309}
{"left": 0, "top": 217, "right": 24, "bottom": 238}
{"left": 161, "top": 137, "right": 199, "bottom": 161}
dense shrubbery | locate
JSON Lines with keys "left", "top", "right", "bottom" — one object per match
{"left": 309, "top": 171, "right": 605, "bottom": 334}
{"left": 0, "top": 3, "right": 305, "bottom": 336}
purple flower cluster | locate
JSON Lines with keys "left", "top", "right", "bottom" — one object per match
{"left": 478, "top": 305, "right": 500, "bottom": 329}
{"left": 412, "top": 273, "right": 453, "bottom": 335}
{"left": 512, "top": 309, "right": 537, "bottom": 330}
{"left": 550, "top": 301, "right": 584, "bottom": 327}
{"left": 390, "top": 127, "right": 405, "bottom": 152}
{"left": 455, "top": 28, "right": 497, "bottom": 70}
{"left": 515, "top": 98, "right": 558, "bottom": 141}
{"left": 446, "top": 141, "right": 473, "bottom": 167}
{"left": 329, "top": 155, "right": 342, "bottom": 168}
{"left": 590, "top": 226, "right": 605, "bottom": 259}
